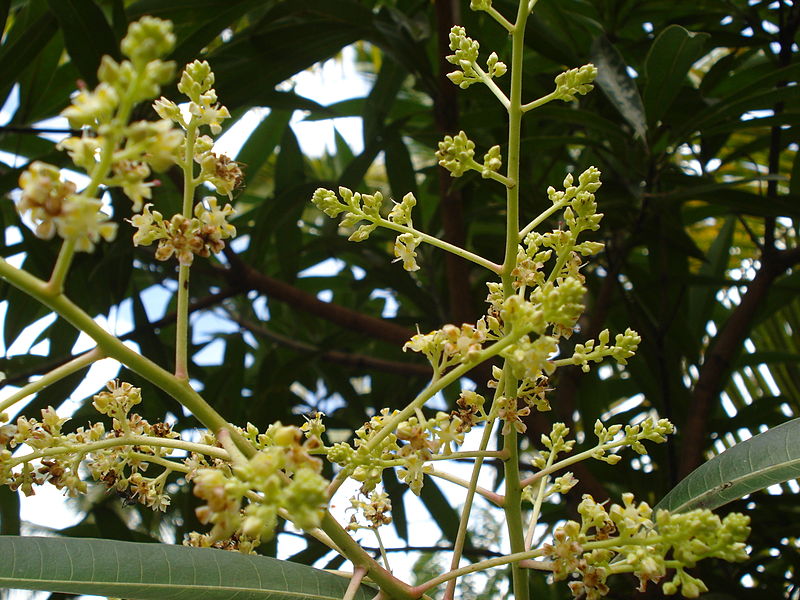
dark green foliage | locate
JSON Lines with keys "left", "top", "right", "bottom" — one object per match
{"left": 1, "top": 1, "right": 798, "bottom": 598}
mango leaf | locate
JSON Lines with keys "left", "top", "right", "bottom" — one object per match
{"left": 590, "top": 35, "right": 647, "bottom": 139}
{"left": 45, "top": 0, "right": 118, "bottom": 85}
{"left": 655, "top": 417, "right": 800, "bottom": 513}
{"left": 643, "top": 25, "right": 709, "bottom": 125}
{"left": 0, "top": 536, "right": 376, "bottom": 600}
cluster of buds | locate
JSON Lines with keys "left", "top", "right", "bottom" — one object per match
{"left": 153, "top": 61, "right": 241, "bottom": 198}
{"left": 445, "top": 26, "right": 506, "bottom": 89}
{"left": 553, "top": 64, "right": 598, "bottom": 102}
{"left": 544, "top": 494, "right": 749, "bottom": 599}
{"left": 435, "top": 130, "right": 505, "bottom": 181}
{"left": 123, "top": 60, "right": 239, "bottom": 264}
{"left": 311, "top": 187, "right": 425, "bottom": 270}
{"left": 590, "top": 417, "right": 674, "bottom": 463}
{"left": 190, "top": 423, "right": 328, "bottom": 545}
{"left": 500, "top": 333, "right": 559, "bottom": 384}
{"left": 566, "top": 328, "right": 642, "bottom": 373}
{"left": 129, "top": 197, "right": 235, "bottom": 266}
{"left": 522, "top": 472, "right": 578, "bottom": 505}
{"left": 323, "top": 405, "right": 477, "bottom": 496}
{"left": 77, "top": 383, "right": 181, "bottom": 512}
{"left": 532, "top": 422, "right": 576, "bottom": 468}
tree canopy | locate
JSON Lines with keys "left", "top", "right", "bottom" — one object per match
{"left": 1, "top": 1, "right": 799, "bottom": 598}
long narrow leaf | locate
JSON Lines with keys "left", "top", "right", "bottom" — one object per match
{"left": 655, "top": 417, "right": 800, "bottom": 513}
{"left": 0, "top": 536, "right": 376, "bottom": 600}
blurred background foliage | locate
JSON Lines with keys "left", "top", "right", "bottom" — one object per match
{"left": 0, "top": 0, "right": 798, "bottom": 598}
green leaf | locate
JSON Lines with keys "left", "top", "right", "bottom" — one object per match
{"left": 0, "top": 536, "right": 376, "bottom": 599}
{"left": 45, "top": 0, "right": 118, "bottom": 85}
{"left": 384, "top": 128, "right": 417, "bottom": 198}
{"left": 655, "top": 417, "right": 800, "bottom": 513}
{"left": 0, "top": 8, "right": 58, "bottom": 94}
{"left": 0, "top": 0, "right": 9, "bottom": 38}
{"left": 687, "top": 216, "right": 734, "bottom": 338}
{"left": 590, "top": 35, "right": 647, "bottom": 139}
{"left": 643, "top": 25, "right": 709, "bottom": 125}
{"left": 236, "top": 108, "right": 292, "bottom": 186}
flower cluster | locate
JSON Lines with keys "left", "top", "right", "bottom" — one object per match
{"left": 14, "top": 17, "right": 185, "bottom": 252}
{"left": 0, "top": 406, "right": 98, "bottom": 497}
{"left": 153, "top": 60, "right": 241, "bottom": 198}
{"left": 321, "top": 404, "right": 479, "bottom": 497}
{"left": 129, "top": 197, "right": 236, "bottom": 266}
{"left": 0, "top": 382, "right": 182, "bottom": 512}
{"left": 347, "top": 489, "right": 393, "bottom": 531}
{"left": 403, "top": 316, "right": 502, "bottom": 373}
{"left": 121, "top": 60, "right": 240, "bottom": 264}
{"left": 16, "top": 162, "right": 117, "bottom": 250}
{"left": 591, "top": 417, "right": 674, "bottom": 463}
{"left": 544, "top": 494, "right": 749, "bottom": 599}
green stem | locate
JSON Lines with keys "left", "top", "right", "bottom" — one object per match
{"left": 415, "top": 545, "right": 550, "bottom": 594}
{"left": 474, "top": 63, "right": 511, "bottom": 109}
{"left": 442, "top": 409, "right": 502, "bottom": 600}
{"left": 519, "top": 439, "right": 626, "bottom": 488}
{"left": 375, "top": 217, "right": 502, "bottom": 273}
{"left": 500, "top": 2, "right": 534, "bottom": 598}
{"left": 0, "top": 348, "right": 103, "bottom": 415}
{"left": 10, "top": 434, "right": 230, "bottom": 468}
{"left": 484, "top": 5, "right": 515, "bottom": 32}
{"left": 364, "top": 331, "right": 522, "bottom": 455}
{"left": 518, "top": 198, "right": 569, "bottom": 240}
{"left": 374, "top": 528, "right": 391, "bottom": 570}
{"left": 325, "top": 465, "right": 353, "bottom": 499}
{"left": 47, "top": 240, "right": 77, "bottom": 295}
{"left": 520, "top": 90, "right": 558, "bottom": 113}
{"left": 0, "top": 257, "right": 254, "bottom": 458}
{"left": 319, "top": 511, "right": 415, "bottom": 600}
{"left": 427, "top": 449, "right": 506, "bottom": 461}
{"left": 425, "top": 466, "right": 504, "bottom": 506}
{"left": 175, "top": 121, "right": 199, "bottom": 380}
{"left": 523, "top": 450, "right": 555, "bottom": 549}
{"left": 463, "top": 156, "right": 516, "bottom": 188}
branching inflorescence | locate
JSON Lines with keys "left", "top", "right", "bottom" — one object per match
{"left": 0, "top": 3, "right": 748, "bottom": 600}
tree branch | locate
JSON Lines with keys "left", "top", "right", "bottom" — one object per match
{"left": 680, "top": 247, "right": 800, "bottom": 477}
{"left": 229, "top": 313, "right": 430, "bottom": 377}
{"left": 222, "top": 247, "right": 415, "bottom": 348}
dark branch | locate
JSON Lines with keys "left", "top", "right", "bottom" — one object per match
{"left": 230, "top": 313, "right": 431, "bottom": 377}
{"left": 222, "top": 246, "right": 416, "bottom": 348}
